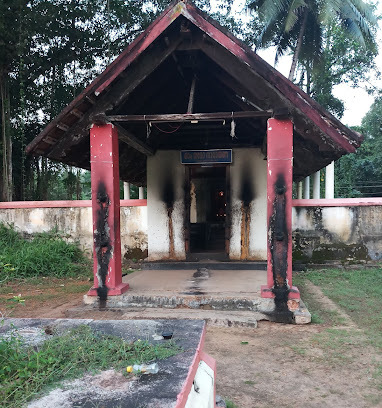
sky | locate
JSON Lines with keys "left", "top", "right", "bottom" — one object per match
{"left": 219, "top": 0, "right": 382, "bottom": 128}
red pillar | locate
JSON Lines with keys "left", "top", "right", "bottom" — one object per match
{"left": 87, "top": 123, "right": 129, "bottom": 296}
{"left": 261, "top": 118, "right": 299, "bottom": 300}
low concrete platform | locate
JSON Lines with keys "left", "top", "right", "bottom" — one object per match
{"left": 0, "top": 318, "right": 213, "bottom": 408}
{"left": 122, "top": 268, "right": 267, "bottom": 297}
{"left": 84, "top": 269, "right": 311, "bottom": 324}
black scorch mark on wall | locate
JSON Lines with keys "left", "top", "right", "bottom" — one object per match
{"left": 239, "top": 168, "right": 255, "bottom": 208}
{"left": 94, "top": 182, "right": 112, "bottom": 309}
{"left": 269, "top": 174, "right": 293, "bottom": 323}
{"left": 162, "top": 174, "right": 175, "bottom": 210}
{"left": 239, "top": 167, "right": 255, "bottom": 259}
{"left": 162, "top": 174, "right": 175, "bottom": 258}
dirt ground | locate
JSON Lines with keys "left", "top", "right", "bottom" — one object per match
{"left": 1, "top": 278, "right": 381, "bottom": 408}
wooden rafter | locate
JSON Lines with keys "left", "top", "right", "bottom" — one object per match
{"left": 46, "top": 35, "right": 183, "bottom": 160}
{"left": 115, "top": 124, "right": 154, "bottom": 156}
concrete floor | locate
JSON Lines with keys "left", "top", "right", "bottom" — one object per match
{"left": 122, "top": 269, "right": 267, "bottom": 298}
{"left": 83, "top": 269, "right": 311, "bottom": 324}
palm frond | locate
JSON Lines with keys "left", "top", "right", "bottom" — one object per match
{"left": 256, "top": 0, "right": 291, "bottom": 19}
{"left": 340, "top": 1, "right": 373, "bottom": 44}
{"left": 347, "top": 0, "right": 378, "bottom": 25}
{"left": 318, "top": 0, "right": 343, "bottom": 25}
{"left": 285, "top": 0, "right": 307, "bottom": 32}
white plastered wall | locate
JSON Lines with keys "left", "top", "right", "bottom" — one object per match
{"left": 0, "top": 206, "right": 147, "bottom": 258}
{"left": 147, "top": 150, "right": 186, "bottom": 261}
{"left": 147, "top": 148, "right": 267, "bottom": 261}
{"left": 229, "top": 148, "right": 267, "bottom": 260}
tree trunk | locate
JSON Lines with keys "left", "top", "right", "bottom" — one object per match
{"left": 0, "top": 72, "right": 12, "bottom": 201}
{"left": 76, "top": 168, "right": 82, "bottom": 200}
{"left": 306, "top": 62, "right": 311, "bottom": 95}
{"left": 288, "top": 8, "right": 309, "bottom": 81}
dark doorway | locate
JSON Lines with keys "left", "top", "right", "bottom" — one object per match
{"left": 188, "top": 166, "right": 228, "bottom": 257}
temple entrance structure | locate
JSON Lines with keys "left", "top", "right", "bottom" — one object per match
{"left": 26, "top": 1, "right": 362, "bottom": 314}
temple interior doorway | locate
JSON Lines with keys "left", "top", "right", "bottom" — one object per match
{"left": 189, "top": 166, "right": 228, "bottom": 257}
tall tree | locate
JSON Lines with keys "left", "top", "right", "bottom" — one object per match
{"left": 248, "top": 0, "right": 378, "bottom": 81}
{"left": 302, "top": 21, "right": 378, "bottom": 117}
{"left": 335, "top": 98, "right": 382, "bottom": 198}
{"left": 1, "top": 0, "right": 243, "bottom": 201}
{"left": 0, "top": 0, "right": 28, "bottom": 200}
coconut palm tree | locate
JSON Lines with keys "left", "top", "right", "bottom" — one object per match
{"left": 249, "top": 0, "right": 378, "bottom": 81}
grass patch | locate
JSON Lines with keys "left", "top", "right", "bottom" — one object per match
{"left": 0, "top": 325, "right": 181, "bottom": 407}
{"left": 310, "top": 328, "right": 364, "bottom": 365}
{"left": 293, "top": 272, "right": 345, "bottom": 326}
{"left": 364, "top": 393, "right": 382, "bottom": 406}
{"left": 294, "top": 268, "right": 382, "bottom": 395}
{"left": 225, "top": 399, "right": 239, "bottom": 408}
{"left": 298, "top": 268, "right": 382, "bottom": 349}
{"left": 0, "top": 277, "right": 92, "bottom": 316}
{"left": 0, "top": 223, "right": 91, "bottom": 283}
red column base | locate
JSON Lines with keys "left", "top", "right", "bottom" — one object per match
{"left": 87, "top": 282, "right": 130, "bottom": 296}
{"left": 261, "top": 285, "right": 300, "bottom": 299}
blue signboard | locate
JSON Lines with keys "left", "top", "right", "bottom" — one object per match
{"left": 181, "top": 149, "right": 232, "bottom": 164}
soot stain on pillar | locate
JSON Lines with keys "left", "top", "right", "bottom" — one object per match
{"left": 239, "top": 166, "right": 255, "bottom": 260}
{"left": 269, "top": 173, "right": 293, "bottom": 323}
{"left": 162, "top": 174, "right": 175, "bottom": 258}
{"left": 95, "top": 181, "right": 112, "bottom": 309}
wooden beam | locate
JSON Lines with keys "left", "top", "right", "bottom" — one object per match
{"left": 187, "top": 75, "right": 197, "bottom": 113}
{"left": 213, "top": 69, "right": 268, "bottom": 111}
{"left": 46, "top": 35, "right": 183, "bottom": 160}
{"left": 200, "top": 41, "right": 359, "bottom": 153}
{"left": 273, "top": 107, "right": 291, "bottom": 119}
{"left": 106, "top": 110, "right": 272, "bottom": 123}
{"left": 114, "top": 124, "right": 154, "bottom": 156}
{"left": 199, "top": 41, "right": 338, "bottom": 150}
{"left": 57, "top": 123, "right": 69, "bottom": 132}
{"left": 115, "top": 60, "right": 182, "bottom": 115}
{"left": 70, "top": 108, "right": 84, "bottom": 119}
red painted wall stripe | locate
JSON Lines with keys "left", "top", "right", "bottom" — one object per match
{"left": 2, "top": 198, "right": 382, "bottom": 210}
{"left": 0, "top": 199, "right": 147, "bottom": 209}
{"left": 292, "top": 198, "right": 382, "bottom": 207}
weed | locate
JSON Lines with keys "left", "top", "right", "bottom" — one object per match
{"left": 0, "top": 325, "right": 181, "bottom": 407}
{"left": 244, "top": 380, "right": 255, "bottom": 385}
{"left": 0, "top": 223, "right": 91, "bottom": 283}
{"left": 122, "top": 267, "right": 136, "bottom": 276}
{"left": 7, "top": 294, "right": 25, "bottom": 304}
{"left": 289, "top": 344, "right": 307, "bottom": 356}
{"left": 225, "top": 399, "right": 239, "bottom": 408}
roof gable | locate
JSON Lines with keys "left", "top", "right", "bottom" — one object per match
{"left": 26, "top": 0, "right": 362, "bottom": 184}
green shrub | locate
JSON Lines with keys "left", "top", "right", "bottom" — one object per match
{"left": 0, "top": 223, "right": 91, "bottom": 282}
{"left": 0, "top": 325, "right": 181, "bottom": 407}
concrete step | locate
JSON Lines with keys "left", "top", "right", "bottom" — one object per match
{"left": 84, "top": 292, "right": 275, "bottom": 314}
{"left": 83, "top": 293, "right": 311, "bottom": 324}
{"left": 67, "top": 306, "right": 260, "bottom": 328}
{"left": 144, "top": 261, "right": 267, "bottom": 270}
